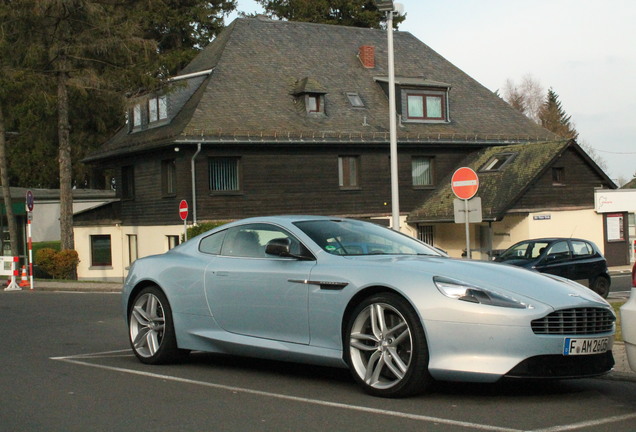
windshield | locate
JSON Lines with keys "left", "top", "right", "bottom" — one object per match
{"left": 294, "top": 219, "right": 441, "bottom": 256}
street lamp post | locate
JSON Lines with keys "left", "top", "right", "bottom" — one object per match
{"left": 376, "top": 1, "right": 400, "bottom": 231}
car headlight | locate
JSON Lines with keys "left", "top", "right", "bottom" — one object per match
{"left": 434, "top": 277, "right": 531, "bottom": 309}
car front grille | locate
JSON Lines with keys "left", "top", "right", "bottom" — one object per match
{"left": 531, "top": 308, "right": 615, "bottom": 335}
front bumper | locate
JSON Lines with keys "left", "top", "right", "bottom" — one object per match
{"left": 423, "top": 319, "right": 615, "bottom": 383}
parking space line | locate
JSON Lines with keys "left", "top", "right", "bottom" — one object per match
{"left": 51, "top": 350, "right": 636, "bottom": 432}
{"left": 531, "top": 413, "right": 636, "bottom": 432}
{"left": 51, "top": 351, "right": 522, "bottom": 432}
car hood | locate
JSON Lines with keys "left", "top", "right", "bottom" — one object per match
{"left": 343, "top": 255, "right": 608, "bottom": 309}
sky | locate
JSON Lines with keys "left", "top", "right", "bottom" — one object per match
{"left": 228, "top": 1, "right": 636, "bottom": 184}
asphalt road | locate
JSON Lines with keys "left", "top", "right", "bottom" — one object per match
{"left": 1, "top": 290, "right": 635, "bottom": 432}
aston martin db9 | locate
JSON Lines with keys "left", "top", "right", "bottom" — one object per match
{"left": 123, "top": 216, "right": 616, "bottom": 397}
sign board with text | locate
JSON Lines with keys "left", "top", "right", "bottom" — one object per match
{"left": 453, "top": 198, "right": 482, "bottom": 224}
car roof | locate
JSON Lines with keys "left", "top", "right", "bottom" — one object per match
{"left": 517, "top": 238, "right": 590, "bottom": 243}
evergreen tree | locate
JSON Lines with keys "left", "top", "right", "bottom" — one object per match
{"left": 136, "top": 0, "right": 237, "bottom": 75}
{"left": 539, "top": 88, "right": 579, "bottom": 140}
{"left": 254, "top": 0, "right": 405, "bottom": 29}
{"left": 3, "top": 0, "right": 158, "bottom": 251}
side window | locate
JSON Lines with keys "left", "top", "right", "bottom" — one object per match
{"left": 571, "top": 240, "right": 593, "bottom": 257}
{"left": 530, "top": 242, "right": 550, "bottom": 258}
{"left": 200, "top": 230, "right": 227, "bottom": 255}
{"left": 545, "top": 241, "right": 570, "bottom": 261}
{"left": 121, "top": 165, "right": 135, "bottom": 200}
{"left": 412, "top": 156, "right": 433, "bottom": 187}
{"left": 161, "top": 159, "right": 176, "bottom": 196}
{"left": 220, "top": 224, "right": 305, "bottom": 258}
{"left": 209, "top": 157, "right": 240, "bottom": 192}
{"left": 90, "top": 235, "right": 112, "bottom": 267}
{"left": 338, "top": 156, "right": 359, "bottom": 189}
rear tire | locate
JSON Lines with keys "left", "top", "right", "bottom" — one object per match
{"left": 128, "top": 285, "right": 187, "bottom": 364}
{"left": 344, "top": 292, "right": 432, "bottom": 397}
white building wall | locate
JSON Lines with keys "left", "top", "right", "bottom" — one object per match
{"left": 75, "top": 224, "right": 186, "bottom": 282}
{"left": 32, "top": 200, "right": 116, "bottom": 242}
{"left": 526, "top": 210, "right": 605, "bottom": 251}
{"left": 415, "top": 208, "right": 604, "bottom": 260}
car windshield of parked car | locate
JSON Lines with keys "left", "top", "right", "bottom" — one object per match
{"left": 294, "top": 219, "right": 440, "bottom": 256}
{"left": 498, "top": 241, "right": 551, "bottom": 262}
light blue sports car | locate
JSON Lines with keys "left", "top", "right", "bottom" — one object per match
{"left": 123, "top": 216, "right": 616, "bottom": 397}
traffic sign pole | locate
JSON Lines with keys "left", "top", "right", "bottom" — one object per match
{"left": 451, "top": 168, "right": 479, "bottom": 259}
{"left": 179, "top": 200, "right": 189, "bottom": 242}
{"left": 26, "top": 191, "right": 34, "bottom": 289}
{"left": 464, "top": 199, "right": 470, "bottom": 259}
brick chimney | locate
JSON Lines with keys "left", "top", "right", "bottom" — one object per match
{"left": 358, "top": 45, "right": 375, "bottom": 68}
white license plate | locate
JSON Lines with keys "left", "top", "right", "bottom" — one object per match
{"left": 563, "top": 337, "right": 609, "bottom": 356}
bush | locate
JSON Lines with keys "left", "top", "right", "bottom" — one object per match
{"left": 35, "top": 248, "right": 80, "bottom": 280}
{"left": 36, "top": 248, "right": 57, "bottom": 274}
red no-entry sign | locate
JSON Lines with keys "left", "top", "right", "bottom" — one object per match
{"left": 451, "top": 167, "right": 479, "bottom": 200}
{"left": 179, "top": 200, "right": 188, "bottom": 221}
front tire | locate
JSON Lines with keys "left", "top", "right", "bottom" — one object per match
{"left": 345, "top": 293, "right": 432, "bottom": 397}
{"left": 590, "top": 276, "right": 610, "bottom": 298}
{"left": 128, "top": 285, "right": 186, "bottom": 364}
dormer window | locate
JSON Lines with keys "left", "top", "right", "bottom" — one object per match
{"left": 129, "top": 95, "right": 168, "bottom": 133}
{"left": 148, "top": 95, "right": 168, "bottom": 122}
{"left": 406, "top": 92, "right": 444, "bottom": 120}
{"left": 292, "top": 77, "right": 327, "bottom": 116}
{"left": 480, "top": 152, "right": 516, "bottom": 172}
{"left": 374, "top": 77, "right": 451, "bottom": 123}
{"left": 307, "top": 94, "right": 321, "bottom": 113}
{"left": 132, "top": 104, "right": 142, "bottom": 127}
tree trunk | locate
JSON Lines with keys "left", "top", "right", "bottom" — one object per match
{"left": 58, "top": 69, "right": 75, "bottom": 253}
{"left": 0, "top": 104, "right": 19, "bottom": 257}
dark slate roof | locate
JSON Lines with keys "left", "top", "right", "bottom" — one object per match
{"left": 623, "top": 178, "right": 636, "bottom": 189}
{"left": 408, "top": 140, "right": 600, "bottom": 223}
{"left": 87, "top": 17, "right": 558, "bottom": 162}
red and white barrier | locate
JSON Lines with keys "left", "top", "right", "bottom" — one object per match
{"left": 5, "top": 257, "right": 21, "bottom": 291}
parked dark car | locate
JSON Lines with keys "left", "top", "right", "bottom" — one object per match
{"left": 494, "top": 238, "right": 611, "bottom": 297}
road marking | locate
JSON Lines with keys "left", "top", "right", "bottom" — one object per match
{"left": 531, "top": 413, "right": 636, "bottom": 432}
{"left": 51, "top": 350, "right": 636, "bottom": 432}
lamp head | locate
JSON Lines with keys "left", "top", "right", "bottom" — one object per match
{"left": 375, "top": 0, "right": 394, "bottom": 12}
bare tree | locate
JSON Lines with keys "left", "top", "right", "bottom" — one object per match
{"left": 502, "top": 74, "right": 545, "bottom": 123}
{"left": 519, "top": 75, "right": 545, "bottom": 124}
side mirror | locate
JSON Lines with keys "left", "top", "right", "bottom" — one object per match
{"left": 265, "top": 237, "right": 292, "bottom": 257}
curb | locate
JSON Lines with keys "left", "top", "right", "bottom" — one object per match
{"left": 10, "top": 281, "right": 123, "bottom": 293}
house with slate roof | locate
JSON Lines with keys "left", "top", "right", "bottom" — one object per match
{"left": 74, "top": 17, "right": 622, "bottom": 281}
{"left": 408, "top": 140, "right": 627, "bottom": 264}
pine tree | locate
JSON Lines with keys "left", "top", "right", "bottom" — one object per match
{"left": 539, "top": 88, "right": 579, "bottom": 140}
{"left": 4, "top": 0, "right": 158, "bottom": 251}
{"left": 254, "top": 0, "right": 405, "bottom": 29}
{"left": 2, "top": 0, "right": 237, "bottom": 254}
{"left": 136, "top": 0, "right": 237, "bottom": 75}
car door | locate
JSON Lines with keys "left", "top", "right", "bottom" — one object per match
{"left": 203, "top": 223, "right": 316, "bottom": 345}
{"left": 569, "top": 240, "right": 601, "bottom": 283}
{"left": 535, "top": 240, "right": 573, "bottom": 279}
